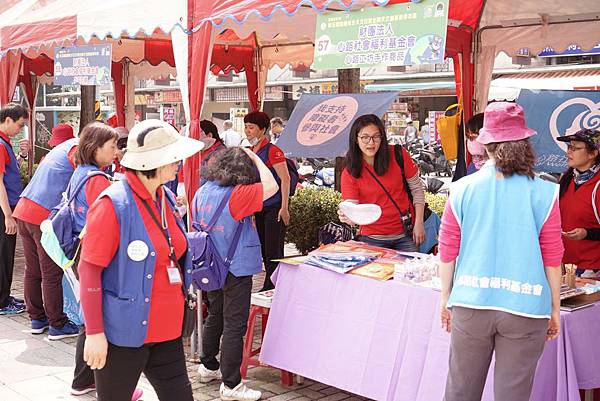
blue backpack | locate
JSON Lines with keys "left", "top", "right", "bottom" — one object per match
{"left": 188, "top": 187, "right": 244, "bottom": 292}
{"left": 41, "top": 170, "right": 108, "bottom": 268}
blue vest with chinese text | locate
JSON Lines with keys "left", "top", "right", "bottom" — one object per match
{"left": 68, "top": 164, "right": 106, "bottom": 234}
{"left": 192, "top": 180, "right": 262, "bottom": 277}
{"left": 99, "top": 179, "right": 192, "bottom": 347}
{"left": 0, "top": 136, "right": 23, "bottom": 206}
{"left": 447, "top": 162, "right": 559, "bottom": 318}
{"left": 21, "top": 138, "right": 78, "bottom": 211}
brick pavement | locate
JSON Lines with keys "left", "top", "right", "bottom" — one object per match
{"left": 0, "top": 239, "right": 370, "bottom": 401}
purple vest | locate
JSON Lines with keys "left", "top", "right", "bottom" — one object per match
{"left": 99, "top": 179, "right": 192, "bottom": 347}
{"left": 21, "top": 138, "right": 79, "bottom": 210}
{"left": 0, "top": 136, "right": 22, "bottom": 206}
{"left": 192, "top": 180, "right": 262, "bottom": 277}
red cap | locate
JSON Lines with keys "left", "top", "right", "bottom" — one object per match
{"left": 48, "top": 124, "right": 74, "bottom": 147}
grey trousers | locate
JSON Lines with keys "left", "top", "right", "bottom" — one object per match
{"left": 444, "top": 306, "right": 548, "bottom": 401}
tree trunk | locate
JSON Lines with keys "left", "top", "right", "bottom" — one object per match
{"left": 337, "top": 68, "right": 360, "bottom": 94}
{"left": 334, "top": 68, "right": 360, "bottom": 191}
{"left": 79, "top": 85, "right": 96, "bottom": 133}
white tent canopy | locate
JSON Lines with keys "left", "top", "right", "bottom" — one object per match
{"left": 474, "top": 0, "right": 600, "bottom": 111}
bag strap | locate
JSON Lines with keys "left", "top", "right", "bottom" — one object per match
{"left": 67, "top": 170, "right": 108, "bottom": 204}
{"left": 202, "top": 187, "right": 234, "bottom": 232}
{"left": 224, "top": 221, "right": 244, "bottom": 263}
{"left": 364, "top": 165, "right": 406, "bottom": 219}
{"left": 593, "top": 180, "right": 600, "bottom": 225}
{"left": 393, "top": 144, "right": 413, "bottom": 204}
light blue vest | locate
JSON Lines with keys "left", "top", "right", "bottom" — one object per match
{"left": 68, "top": 164, "right": 106, "bottom": 234}
{"left": 99, "top": 179, "right": 192, "bottom": 347}
{"left": 192, "top": 181, "right": 263, "bottom": 277}
{"left": 447, "top": 162, "right": 559, "bottom": 318}
{"left": 21, "top": 138, "right": 78, "bottom": 210}
{"left": 0, "top": 136, "right": 22, "bottom": 206}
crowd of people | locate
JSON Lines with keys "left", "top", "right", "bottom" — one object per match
{"left": 0, "top": 99, "right": 598, "bottom": 401}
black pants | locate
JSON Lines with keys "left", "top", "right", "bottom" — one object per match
{"left": 94, "top": 337, "right": 193, "bottom": 401}
{"left": 0, "top": 207, "right": 17, "bottom": 308}
{"left": 255, "top": 204, "right": 285, "bottom": 291}
{"left": 201, "top": 273, "right": 252, "bottom": 389}
{"left": 72, "top": 328, "right": 94, "bottom": 390}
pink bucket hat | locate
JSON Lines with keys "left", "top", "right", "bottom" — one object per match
{"left": 477, "top": 102, "right": 536, "bottom": 145}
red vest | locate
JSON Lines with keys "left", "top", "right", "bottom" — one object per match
{"left": 560, "top": 172, "right": 600, "bottom": 269}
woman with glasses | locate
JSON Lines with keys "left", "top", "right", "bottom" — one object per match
{"left": 557, "top": 129, "right": 600, "bottom": 277}
{"left": 338, "top": 114, "right": 425, "bottom": 251}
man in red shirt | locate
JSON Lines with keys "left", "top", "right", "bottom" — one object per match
{"left": 0, "top": 103, "right": 29, "bottom": 315}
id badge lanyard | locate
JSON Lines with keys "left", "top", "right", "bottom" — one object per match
{"left": 140, "top": 188, "right": 182, "bottom": 285}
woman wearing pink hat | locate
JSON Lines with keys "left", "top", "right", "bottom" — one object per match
{"left": 438, "top": 102, "right": 563, "bottom": 401}
{"left": 557, "top": 129, "right": 600, "bottom": 277}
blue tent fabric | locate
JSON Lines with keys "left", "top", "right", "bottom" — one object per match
{"left": 517, "top": 89, "right": 600, "bottom": 173}
{"left": 277, "top": 92, "right": 398, "bottom": 158}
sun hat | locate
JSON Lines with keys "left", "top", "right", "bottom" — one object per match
{"left": 48, "top": 124, "right": 74, "bottom": 147}
{"left": 556, "top": 128, "right": 600, "bottom": 151}
{"left": 477, "top": 102, "right": 536, "bottom": 145}
{"left": 120, "top": 119, "right": 204, "bottom": 170}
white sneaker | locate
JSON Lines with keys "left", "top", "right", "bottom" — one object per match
{"left": 219, "top": 382, "right": 262, "bottom": 401}
{"left": 198, "top": 364, "right": 222, "bottom": 383}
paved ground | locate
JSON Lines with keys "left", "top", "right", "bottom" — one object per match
{"left": 0, "top": 240, "right": 370, "bottom": 401}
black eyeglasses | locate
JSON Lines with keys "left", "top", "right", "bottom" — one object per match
{"left": 358, "top": 135, "right": 382, "bottom": 144}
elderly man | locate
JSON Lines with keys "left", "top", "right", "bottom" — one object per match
{"left": 221, "top": 120, "right": 242, "bottom": 147}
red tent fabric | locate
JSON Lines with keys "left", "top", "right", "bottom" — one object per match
{"left": 211, "top": 45, "right": 259, "bottom": 112}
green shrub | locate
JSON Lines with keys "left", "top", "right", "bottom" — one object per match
{"left": 19, "top": 163, "right": 38, "bottom": 186}
{"left": 425, "top": 192, "right": 448, "bottom": 217}
{"left": 286, "top": 187, "right": 342, "bottom": 255}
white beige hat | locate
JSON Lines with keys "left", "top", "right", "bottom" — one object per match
{"left": 121, "top": 120, "right": 204, "bottom": 170}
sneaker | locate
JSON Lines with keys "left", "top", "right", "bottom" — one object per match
{"left": 30, "top": 318, "right": 50, "bottom": 334}
{"left": 0, "top": 301, "right": 25, "bottom": 315}
{"left": 9, "top": 295, "right": 24, "bottom": 304}
{"left": 70, "top": 385, "right": 95, "bottom": 396}
{"left": 198, "top": 364, "right": 222, "bottom": 383}
{"left": 70, "top": 385, "right": 142, "bottom": 400}
{"left": 48, "top": 320, "right": 80, "bottom": 340}
{"left": 131, "top": 388, "right": 143, "bottom": 401}
{"left": 219, "top": 382, "right": 261, "bottom": 401}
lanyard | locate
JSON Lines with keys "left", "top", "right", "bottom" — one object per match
{"left": 138, "top": 187, "right": 178, "bottom": 266}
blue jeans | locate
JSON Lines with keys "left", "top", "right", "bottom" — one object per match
{"left": 357, "top": 235, "right": 418, "bottom": 252}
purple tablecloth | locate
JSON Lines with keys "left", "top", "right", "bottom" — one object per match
{"left": 260, "top": 263, "right": 600, "bottom": 401}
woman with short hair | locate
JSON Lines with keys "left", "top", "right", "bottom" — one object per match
{"left": 193, "top": 147, "right": 277, "bottom": 401}
{"left": 439, "top": 102, "right": 563, "bottom": 401}
{"left": 79, "top": 120, "right": 203, "bottom": 401}
{"left": 245, "top": 111, "right": 290, "bottom": 291}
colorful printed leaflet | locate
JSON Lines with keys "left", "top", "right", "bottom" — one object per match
{"left": 349, "top": 259, "right": 396, "bottom": 281}
{"left": 306, "top": 250, "right": 376, "bottom": 274}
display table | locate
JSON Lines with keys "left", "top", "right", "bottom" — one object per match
{"left": 260, "top": 263, "right": 600, "bottom": 401}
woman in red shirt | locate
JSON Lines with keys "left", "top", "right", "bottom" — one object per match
{"left": 338, "top": 114, "right": 425, "bottom": 251}
{"left": 79, "top": 120, "right": 204, "bottom": 401}
{"left": 557, "top": 129, "right": 600, "bottom": 276}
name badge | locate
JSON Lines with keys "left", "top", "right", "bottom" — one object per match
{"left": 167, "top": 266, "right": 182, "bottom": 285}
{"left": 127, "top": 240, "right": 149, "bottom": 261}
